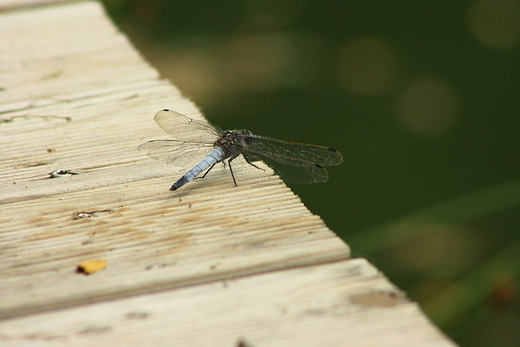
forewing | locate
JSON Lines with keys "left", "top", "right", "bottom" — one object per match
{"left": 154, "top": 109, "right": 223, "bottom": 142}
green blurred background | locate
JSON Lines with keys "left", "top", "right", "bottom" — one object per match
{"left": 102, "top": 0, "right": 520, "bottom": 345}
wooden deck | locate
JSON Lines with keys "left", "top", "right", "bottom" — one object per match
{"left": 0, "top": 1, "right": 456, "bottom": 346}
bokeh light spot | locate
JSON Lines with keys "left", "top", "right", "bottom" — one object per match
{"left": 336, "top": 37, "right": 397, "bottom": 95}
{"left": 468, "top": 0, "right": 520, "bottom": 49}
{"left": 396, "top": 77, "right": 458, "bottom": 137}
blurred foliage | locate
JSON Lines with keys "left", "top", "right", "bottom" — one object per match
{"left": 102, "top": 1, "right": 520, "bottom": 346}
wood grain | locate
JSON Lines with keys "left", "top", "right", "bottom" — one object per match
{"left": 0, "top": 258, "right": 456, "bottom": 347}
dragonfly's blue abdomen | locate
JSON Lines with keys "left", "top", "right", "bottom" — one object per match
{"left": 170, "top": 147, "right": 225, "bottom": 191}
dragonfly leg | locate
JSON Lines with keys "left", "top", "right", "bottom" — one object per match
{"left": 227, "top": 154, "right": 240, "bottom": 186}
{"left": 194, "top": 162, "right": 217, "bottom": 180}
{"left": 243, "top": 154, "right": 265, "bottom": 171}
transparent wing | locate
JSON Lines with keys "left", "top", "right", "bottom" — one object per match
{"left": 137, "top": 140, "right": 214, "bottom": 168}
{"left": 153, "top": 109, "right": 223, "bottom": 142}
{"left": 246, "top": 135, "right": 343, "bottom": 167}
{"left": 138, "top": 110, "right": 221, "bottom": 168}
{"left": 249, "top": 154, "right": 330, "bottom": 184}
{"left": 243, "top": 135, "right": 343, "bottom": 184}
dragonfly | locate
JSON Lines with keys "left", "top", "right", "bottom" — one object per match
{"left": 138, "top": 109, "right": 343, "bottom": 191}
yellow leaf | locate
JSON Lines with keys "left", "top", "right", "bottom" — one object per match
{"left": 77, "top": 259, "right": 108, "bottom": 274}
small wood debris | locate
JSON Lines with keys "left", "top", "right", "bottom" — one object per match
{"left": 77, "top": 259, "right": 108, "bottom": 275}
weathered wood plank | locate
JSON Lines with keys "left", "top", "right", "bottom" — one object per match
{"left": 0, "top": 0, "right": 69, "bottom": 11}
{"left": 0, "top": 175, "right": 350, "bottom": 318}
{"left": 0, "top": 1, "right": 349, "bottom": 319}
{"left": 0, "top": 258, "right": 456, "bottom": 347}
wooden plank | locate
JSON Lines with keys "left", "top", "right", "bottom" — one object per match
{"left": 0, "top": 258, "right": 456, "bottom": 347}
{"left": 0, "top": 1, "right": 349, "bottom": 319}
{"left": 0, "top": 0, "right": 70, "bottom": 11}
{"left": 0, "top": 176, "right": 350, "bottom": 318}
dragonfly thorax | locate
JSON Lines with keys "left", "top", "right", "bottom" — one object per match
{"left": 215, "top": 129, "right": 253, "bottom": 155}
